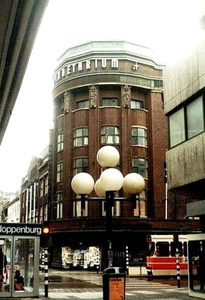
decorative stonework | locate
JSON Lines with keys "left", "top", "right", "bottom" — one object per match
{"left": 122, "top": 85, "right": 131, "bottom": 107}
{"left": 89, "top": 85, "right": 97, "bottom": 108}
{"left": 63, "top": 91, "right": 70, "bottom": 113}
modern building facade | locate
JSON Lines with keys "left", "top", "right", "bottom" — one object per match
{"left": 163, "top": 22, "right": 205, "bottom": 298}
{"left": 46, "top": 41, "right": 200, "bottom": 270}
{"left": 164, "top": 37, "right": 205, "bottom": 204}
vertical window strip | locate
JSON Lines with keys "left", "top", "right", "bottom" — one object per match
{"left": 57, "top": 133, "right": 64, "bottom": 151}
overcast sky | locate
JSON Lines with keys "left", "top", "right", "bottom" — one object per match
{"left": 0, "top": 0, "right": 205, "bottom": 193}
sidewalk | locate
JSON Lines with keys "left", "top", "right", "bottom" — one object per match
{"left": 3, "top": 269, "right": 200, "bottom": 300}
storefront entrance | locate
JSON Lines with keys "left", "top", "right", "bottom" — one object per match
{"left": 188, "top": 233, "right": 205, "bottom": 299}
{"left": 0, "top": 223, "right": 41, "bottom": 298}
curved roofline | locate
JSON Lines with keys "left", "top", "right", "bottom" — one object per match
{"left": 57, "top": 40, "right": 163, "bottom": 66}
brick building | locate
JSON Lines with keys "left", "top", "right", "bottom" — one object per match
{"left": 20, "top": 41, "right": 201, "bottom": 270}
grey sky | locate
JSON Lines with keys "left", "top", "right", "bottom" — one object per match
{"left": 0, "top": 0, "right": 204, "bottom": 192}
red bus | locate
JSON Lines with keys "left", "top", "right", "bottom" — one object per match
{"left": 146, "top": 235, "right": 188, "bottom": 276}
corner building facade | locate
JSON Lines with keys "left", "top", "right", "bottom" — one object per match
{"left": 49, "top": 41, "right": 195, "bottom": 270}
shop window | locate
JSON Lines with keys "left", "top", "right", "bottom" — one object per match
{"left": 73, "top": 128, "right": 88, "bottom": 147}
{"left": 101, "top": 126, "right": 119, "bottom": 144}
{"left": 132, "top": 127, "right": 147, "bottom": 146}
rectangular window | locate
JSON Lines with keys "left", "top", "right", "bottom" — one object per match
{"left": 45, "top": 175, "right": 48, "bottom": 194}
{"left": 170, "top": 242, "right": 182, "bottom": 256}
{"left": 131, "top": 100, "right": 143, "bottom": 109}
{"left": 132, "top": 127, "right": 147, "bottom": 146}
{"left": 57, "top": 162, "right": 63, "bottom": 182}
{"left": 57, "top": 193, "right": 63, "bottom": 219}
{"left": 57, "top": 133, "right": 64, "bottom": 151}
{"left": 44, "top": 204, "right": 48, "bottom": 221}
{"left": 74, "top": 196, "right": 88, "bottom": 217}
{"left": 132, "top": 158, "right": 148, "bottom": 178}
{"left": 187, "top": 96, "right": 204, "bottom": 139}
{"left": 156, "top": 242, "right": 169, "bottom": 256}
{"left": 76, "top": 100, "right": 89, "bottom": 109}
{"left": 39, "top": 206, "right": 43, "bottom": 223}
{"left": 40, "top": 179, "right": 44, "bottom": 197}
{"left": 73, "top": 158, "right": 88, "bottom": 175}
{"left": 101, "top": 98, "right": 118, "bottom": 106}
{"left": 74, "top": 128, "right": 88, "bottom": 146}
{"left": 101, "top": 126, "right": 120, "bottom": 144}
{"left": 169, "top": 108, "right": 185, "bottom": 147}
{"left": 133, "top": 191, "right": 147, "bottom": 217}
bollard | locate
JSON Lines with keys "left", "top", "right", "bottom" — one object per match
{"left": 176, "top": 247, "right": 180, "bottom": 288}
{"left": 41, "top": 249, "right": 45, "bottom": 272}
{"left": 126, "top": 245, "right": 129, "bottom": 275}
{"left": 147, "top": 266, "right": 153, "bottom": 281}
{"left": 96, "top": 247, "right": 100, "bottom": 274}
{"left": 44, "top": 248, "right": 48, "bottom": 297}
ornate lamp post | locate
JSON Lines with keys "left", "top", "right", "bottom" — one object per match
{"left": 71, "top": 145, "right": 145, "bottom": 269}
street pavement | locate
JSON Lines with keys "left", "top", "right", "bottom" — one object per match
{"left": 6, "top": 269, "right": 202, "bottom": 300}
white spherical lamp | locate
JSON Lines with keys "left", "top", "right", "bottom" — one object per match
{"left": 100, "top": 168, "right": 123, "bottom": 191}
{"left": 97, "top": 146, "right": 120, "bottom": 168}
{"left": 71, "top": 172, "right": 94, "bottom": 195}
{"left": 94, "top": 179, "right": 106, "bottom": 197}
{"left": 123, "top": 173, "right": 145, "bottom": 195}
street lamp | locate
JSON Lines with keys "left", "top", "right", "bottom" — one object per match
{"left": 71, "top": 145, "right": 145, "bottom": 268}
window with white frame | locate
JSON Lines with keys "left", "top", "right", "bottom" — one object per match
{"left": 57, "top": 133, "right": 64, "bottom": 151}
{"left": 132, "top": 127, "right": 147, "bottom": 146}
{"left": 73, "top": 128, "right": 88, "bottom": 147}
{"left": 131, "top": 100, "right": 143, "bottom": 109}
{"left": 76, "top": 100, "right": 89, "bottom": 109}
{"left": 73, "top": 196, "right": 88, "bottom": 217}
{"left": 40, "top": 179, "right": 44, "bottom": 197}
{"left": 57, "top": 162, "right": 63, "bottom": 182}
{"left": 39, "top": 206, "right": 43, "bottom": 223}
{"left": 73, "top": 158, "right": 88, "bottom": 175}
{"left": 44, "top": 204, "right": 48, "bottom": 221}
{"left": 45, "top": 175, "right": 48, "bottom": 194}
{"left": 101, "top": 126, "right": 120, "bottom": 144}
{"left": 56, "top": 193, "right": 63, "bottom": 219}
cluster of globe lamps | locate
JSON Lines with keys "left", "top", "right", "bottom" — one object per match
{"left": 71, "top": 145, "right": 145, "bottom": 200}
{"left": 71, "top": 145, "right": 145, "bottom": 267}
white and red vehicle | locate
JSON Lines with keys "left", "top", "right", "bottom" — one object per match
{"left": 146, "top": 235, "right": 188, "bottom": 276}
